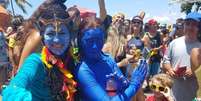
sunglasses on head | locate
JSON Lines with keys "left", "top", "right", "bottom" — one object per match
{"left": 150, "top": 84, "right": 167, "bottom": 92}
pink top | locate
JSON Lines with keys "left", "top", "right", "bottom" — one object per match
{"left": 146, "top": 95, "right": 168, "bottom": 101}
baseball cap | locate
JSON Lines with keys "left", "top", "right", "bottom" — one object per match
{"left": 132, "top": 16, "right": 143, "bottom": 23}
{"left": 132, "top": 16, "right": 143, "bottom": 21}
{"left": 148, "top": 19, "right": 158, "bottom": 25}
{"left": 185, "top": 12, "right": 201, "bottom": 22}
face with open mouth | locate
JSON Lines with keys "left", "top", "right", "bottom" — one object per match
{"left": 43, "top": 24, "right": 70, "bottom": 56}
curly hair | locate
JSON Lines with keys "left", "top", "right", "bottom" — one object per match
{"left": 150, "top": 73, "right": 173, "bottom": 88}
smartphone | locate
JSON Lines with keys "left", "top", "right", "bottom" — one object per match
{"left": 174, "top": 66, "right": 187, "bottom": 76}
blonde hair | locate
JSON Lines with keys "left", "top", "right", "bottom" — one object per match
{"left": 112, "top": 12, "right": 125, "bottom": 22}
{"left": 105, "top": 26, "right": 126, "bottom": 58}
{"left": 150, "top": 73, "right": 173, "bottom": 88}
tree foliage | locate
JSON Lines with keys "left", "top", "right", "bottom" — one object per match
{"left": 14, "top": 0, "right": 32, "bottom": 14}
{"left": 181, "top": 2, "right": 201, "bottom": 14}
{"left": 0, "top": 0, "right": 9, "bottom": 8}
{"left": 0, "top": 0, "right": 32, "bottom": 14}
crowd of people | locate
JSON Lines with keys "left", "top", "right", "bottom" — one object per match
{"left": 0, "top": 0, "right": 201, "bottom": 101}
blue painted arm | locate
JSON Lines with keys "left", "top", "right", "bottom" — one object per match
{"left": 2, "top": 54, "right": 41, "bottom": 101}
{"left": 76, "top": 60, "right": 147, "bottom": 101}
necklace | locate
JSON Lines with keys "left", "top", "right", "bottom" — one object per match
{"left": 41, "top": 46, "right": 77, "bottom": 101}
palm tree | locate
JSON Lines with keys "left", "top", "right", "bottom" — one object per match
{"left": 1, "top": 0, "right": 32, "bottom": 15}
{"left": 169, "top": 0, "right": 201, "bottom": 14}
{"left": 14, "top": 0, "right": 32, "bottom": 14}
{"left": 181, "top": 2, "right": 201, "bottom": 14}
{"left": 0, "top": 0, "right": 9, "bottom": 8}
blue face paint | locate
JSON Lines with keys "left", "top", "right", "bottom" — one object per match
{"left": 43, "top": 24, "right": 70, "bottom": 56}
{"left": 81, "top": 28, "right": 105, "bottom": 60}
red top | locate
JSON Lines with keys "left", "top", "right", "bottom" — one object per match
{"left": 146, "top": 95, "right": 169, "bottom": 101}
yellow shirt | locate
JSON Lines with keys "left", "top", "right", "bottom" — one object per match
{"left": 8, "top": 37, "right": 16, "bottom": 48}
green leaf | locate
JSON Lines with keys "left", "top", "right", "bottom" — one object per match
{"left": 14, "top": 0, "right": 32, "bottom": 14}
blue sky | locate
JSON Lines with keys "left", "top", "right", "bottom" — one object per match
{"left": 8, "top": 0, "right": 185, "bottom": 24}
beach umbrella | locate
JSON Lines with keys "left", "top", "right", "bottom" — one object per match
{"left": 76, "top": 6, "right": 96, "bottom": 18}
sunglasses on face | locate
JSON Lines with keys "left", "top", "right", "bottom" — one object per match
{"left": 177, "top": 25, "right": 183, "bottom": 29}
{"left": 116, "top": 16, "right": 124, "bottom": 20}
{"left": 132, "top": 20, "right": 142, "bottom": 25}
{"left": 150, "top": 84, "right": 167, "bottom": 92}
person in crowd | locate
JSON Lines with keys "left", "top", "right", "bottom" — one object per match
{"left": 127, "top": 16, "right": 144, "bottom": 41}
{"left": 125, "top": 15, "right": 145, "bottom": 101}
{"left": 75, "top": 22, "right": 148, "bottom": 100}
{"left": 67, "top": 6, "right": 81, "bottom": 38}
{"left": 122, "top": 19, "right": 131, "bottom": 37}
{"left": 103, "top": 17, "right": 132, "bottom": 76}
{"left": 17, "top": 0, "right": 67, "bottom": 69}
{"left": 162, "top": 12, "right": 201, "bottom": 101}
{"left": 96, "top": 1, "right": 128, "bottom": 75}
{"left": 146, "top": 73, "right": 174, "bottom": 101}
{"left": 102, "top": 26, "right": 128, "bottom": 69}
{"left": 175, "top": 18, "right": 184, "bottom": 38}
{"left": 191, "top": 48, "right": 201, "bottom": 98}
{"left": 111, "top": 12, "right": 125, "bottom": 30}
{"left": 191, "top": 30, "right": 201, "bottom": 98}
{"left": 2, "top": 1, "right": 78, "bottom": 101}
{"left": 191, "top": 48, "right": 201, "bottom": 72}
{"left": 8, "top": 25, "right": 27, "bottom": 75}
{"left": 169, "top": 18, "right": 184, "bottom": 39}
{"left": 159, "top": 24, "right": 170, "bottom": 56}
{"left": 7, "top": 28, "right": 17, "bottom": 76}
{"left": 142, "top": 19, "right": 162, "bottom": 77}
{"left": 142, "top": 19, "right": 162, "bottom": 93}
{"left": 0, "top": 27, "right": 10, "bottom": 94}
{"left": 8, "top": 16, "right": 40, "bottom": 76}
{"left": 7, "top": 16, "right": 24, "bottom": 70}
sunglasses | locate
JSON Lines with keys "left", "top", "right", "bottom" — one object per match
{"left": 132, "top": 20, "right": 142, "bottom": 25}
{"left": 150, "top": 84, "right": 167, "bottom": 92}
{"left": 116, "top": 15, "right": 124, "bottom": 19}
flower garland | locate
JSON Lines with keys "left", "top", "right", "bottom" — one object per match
{"left": 41, "top": 46, "right": 78, "bottom": 101}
